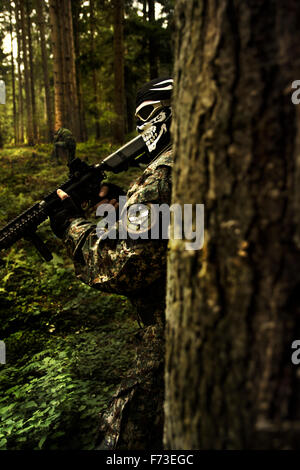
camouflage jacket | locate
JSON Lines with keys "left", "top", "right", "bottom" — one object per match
{"left": 63, "top": 148, "right": 173, "bottom": 326}
{"left": 62, "top": 148, "right": 173, "bottom": 449}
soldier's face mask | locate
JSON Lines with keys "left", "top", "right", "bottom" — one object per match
{"left": 135, "top": 101, "right": 172, "bottom": 158}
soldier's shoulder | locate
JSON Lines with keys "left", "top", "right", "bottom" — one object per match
{"left": 54, "top": 127, "right": 76, "bottom": 143}
{"left": 126, "top": 149, "right": 173, "bottom": 204}
{"left": 146, "top": 148, "right": 173, "bottom": 172}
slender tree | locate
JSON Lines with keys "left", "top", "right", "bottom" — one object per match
{"left": 49, "top": 0, "right": 65, "bottom": 130}
{"left": 165, "top": 0, "right": 300, "bottom": 450}
{"left": 90, "top": 0, "right": 101, "bottom": 140}
{"left": 72, "top": 0, "right": 87, "bottom": 141}
{"left": 112, "top": 0, "right": 125, "bottom": 144}
{"left": 148, "top": 0, "right": 158, "bottom": 79}
{"left": 143, "top": 0, "right": 147, "bottom": 18}
{"left": 8, "top": 2, "right": 17, "bottom": 144}
{"left": 62, "top": 0, "right": 73, "bottom": 129}
{"left": 66, "top": 0, "right": 80, "bottom": 138}
{"left": 26, "top": 0, "right": 38, "bottom": 141}
{"left": 49, "top": 0, "right": 80, "bottom": 137}
{"left": 15, "top": 2, "right": 24, "bottom": 143}
{"left": 35, "top": 0, "right": 54, "bottom": 141}
{"left": 19, "top": 0, "right": 34, "bottom": 145}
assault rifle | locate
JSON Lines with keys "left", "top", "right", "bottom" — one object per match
{"left": 0, "top": 135, "right": 149, "bottom": 262}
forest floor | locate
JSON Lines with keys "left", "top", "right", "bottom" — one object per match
{"left": 0, "top": 141, "right": 143, "bottom": 450}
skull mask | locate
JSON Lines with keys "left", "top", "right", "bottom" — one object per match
{"left": 136, "top": 105, "right": 172, "bottom": 157}
{"left": 135, "top": 77, "right": 173, "bottom": 162}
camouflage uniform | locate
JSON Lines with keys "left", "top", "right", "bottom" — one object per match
{"left": 62, "top": 149, "right": 173, "bottom": 449}
{"left": 52, "top": 128, "right": 76, "bottom": 165}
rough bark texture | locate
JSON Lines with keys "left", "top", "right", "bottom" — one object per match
{"left": 15, "top": 3, "right": 24, "bottom": 143}
{"left": 9, "top": 2, "right": 17, "bottom": 145}
{"left": 90, "top": 0, "right": 101, "bottom": 140}
{"left": 26, "top": 0, "right": 38, "bottom": 141}
{"left": 165, "top": 0, "right": 300, "bottom": 450}
{"left": 49, "top": 0, "right": 80, "bottom": 137}
{"left": 73, "top": 0, "right": 88, "bottom": 141}
{"left": 49, "top": 0, "right": 64, "bottom": 130}
{"left": 62, "top": 0, "right": 72, "bottom": 125}
{"left": 148, "top": 0, "right": 158, "bottom": 79}
{"left": 36, "top": 0, "right": 54, "bottom": 141}
{"left": 19, "top": 0, "right": 34, "bottom": 145}
{"left": 113, "top": 0, "right": 125, "bottom": 144}
{"left": 66, "top": 0, "right": 80, "bottom": 138}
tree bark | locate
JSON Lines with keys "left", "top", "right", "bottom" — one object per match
{"left": 26, "top": 0, "right": 38, "bottom": 141}
{"left": 148, "top": 0, "right": 158, "bottom": 79}
{"left": 49, "top": 0, "right": 80, "bottom": 138}
{"left": 113, "top": 0, "right": 125, "bottom": 144}
{"left": 90, "top": 0, "right": 101, "bottom": 140}
{"left": 62, "top": 0, "right": 73, "bottom": 129}
{"left": 9, "top": 2, "right": 17, "bottom": 145}
{"left": 72, "top": 0, "right": 88, "bottom": 141}
{"left": 49, "top": 0, "right": 64, "bottom": 130}
{"left": 15, "top": 3, "right": 24, "bottom": 143}
{"left": 36, "top": 0, "right": 54, "bottom": 141}
{"left": 19, "top": 0, "right": 34, "bottom": 145}
{"left": 165, "top": 0, "right": 300, "bottom": 450}
{"left": 63, "top": 0, "right": 79, "bottom": 137}
{"left": 66, "top": 0, "right": 80, "bottom": 139}
{"left": 143, "top": 0, "right": 147, "bottom": 19}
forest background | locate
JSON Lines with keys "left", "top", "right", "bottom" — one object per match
{"left": 0, "top": 0, "right": 174, "bottom": 450}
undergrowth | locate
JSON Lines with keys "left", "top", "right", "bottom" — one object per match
{"left": 0, "top": 140, "right": 142, "bottom": 449}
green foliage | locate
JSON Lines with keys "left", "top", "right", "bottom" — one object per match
{"left": 0, "top": 143, "right": 141, "bottom": 449}
{"left": 0, "top": 327, "right": 136, "bottom": 450}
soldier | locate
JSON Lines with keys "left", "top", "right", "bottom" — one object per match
{"left": 51, "top": 127, "right": 76, "bottom": 165}
{"left": 49, "top": 77, "right": 174, "bottom": 449}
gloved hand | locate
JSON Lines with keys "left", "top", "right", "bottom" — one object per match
{"left": 49, "top": 190, "right": 84, "bottom": 239}
{"left": 95, "top": 182, "right": 126, "bottom": 210}
{"left": 50, "top": 182, "right": 126, "bottom": 238}
{"left": 88, "top": 182, "right": 126, "bottom": 220}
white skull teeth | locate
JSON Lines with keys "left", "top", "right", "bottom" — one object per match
{"left": 143, "top": 123, "right": 167, "bottom": 152}
{"left": 136, "top": 107, "right": 171, "bottom": 154}
{"left": 143, "top": 126, "right": 158, "bottom": 144}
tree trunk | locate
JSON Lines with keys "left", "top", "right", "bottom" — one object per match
{"left": 49, "top": 0, "right": 80, "bottom": 138}
{"left": 165, "top": 0, "right": 300, "bottom": 450}
{"left": 19, "top": 0, "right": 34, "bottom": 145}
{"left": 49, "top": 0, "right": 62, "bottom": 130}
{"left": 62, "top": 0, "right": 73, "bottom": 129}
{"left": 9, "top": 2, "right": 17, "bottom": 145}
{"left": 15, "top": 3, "right": 24, "bottom": 143}
{"left": 148, "top": 0, "right": 158, "bottom": 79}
{"left": 90, "top": 0, "right": 101, "bottom": 140}
{"left": 26, "top": 0, "right": 38, "bottom": 141}
{"left": 72, "top": 0, "right": 88, "bottom": 141}
{"left": 66, "top": 0, "right": 80, "bottom": 139}
{"left": 36, "top": 0, "right": 54, "bottom": 141}
{"left": 143, "top": 0, "right": 147, "bottom": 18}
{"left": 113, "top": 0, "right": 125, "bottom": 144}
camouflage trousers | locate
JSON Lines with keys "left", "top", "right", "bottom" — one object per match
{"left": 96, "top": 324, "right": 165, "bottom": 450}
